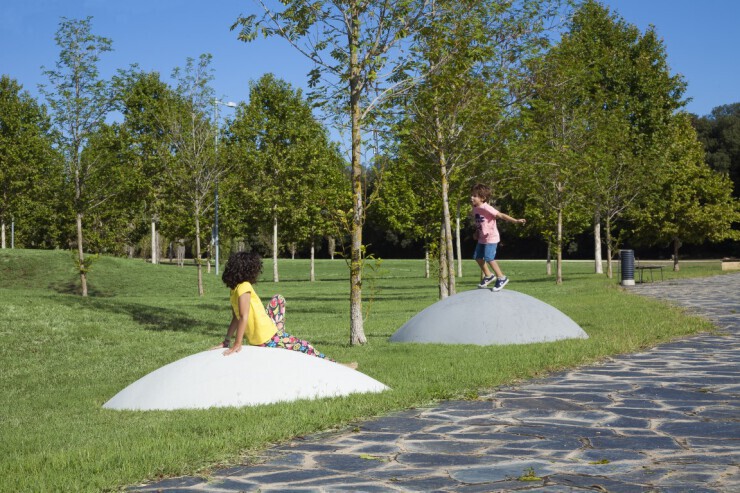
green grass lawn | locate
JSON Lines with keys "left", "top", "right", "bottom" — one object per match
{"left": 0, "top": 250, "right": 723, "bottom": 491}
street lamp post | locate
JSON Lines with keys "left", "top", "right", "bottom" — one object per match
{"left": 213, "top": 98, "right": 237, "bottom": 276}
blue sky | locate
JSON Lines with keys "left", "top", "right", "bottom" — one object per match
{"left": 1, "top": 0, "right": 738, "bottom": 130}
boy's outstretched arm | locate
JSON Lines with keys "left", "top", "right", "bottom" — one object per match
{"left": 498, "top": 212, "right": 526, "bottom": 225}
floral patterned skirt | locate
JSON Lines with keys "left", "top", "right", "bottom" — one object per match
{"left": 260, "top": 295, "right": 330, "bottom": 360}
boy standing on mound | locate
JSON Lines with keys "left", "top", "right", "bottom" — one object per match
{"left": 470, "top": 183, "right": 526, "bottom": 291}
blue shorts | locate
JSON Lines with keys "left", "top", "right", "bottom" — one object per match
{"left": 473, "top": 243, "right": 498, "bottom": 262}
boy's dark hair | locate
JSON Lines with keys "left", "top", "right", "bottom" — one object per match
{"left": 471, "top": 183, "right": 492, "bottom": 203}
{"left": 222, "top": 251, "right": 263, "bottom": 289}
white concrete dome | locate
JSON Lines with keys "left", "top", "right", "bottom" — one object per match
{"left": 103, "top": 347, "right": 388, "bottom": 411}
{"left": 390, "top": 289, "right": 588, "bottom": 345}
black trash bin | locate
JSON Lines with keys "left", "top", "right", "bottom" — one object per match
{"left": 620, "top": 249, "right": 635, "bottom": 286}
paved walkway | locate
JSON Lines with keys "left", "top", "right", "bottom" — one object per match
{"left": 132, "top": 274, "right": 739, "bottom": 492}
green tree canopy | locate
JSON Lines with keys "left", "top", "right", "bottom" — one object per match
{"left": 224, "top": 74, "right": 347, "bottom": 281}
{"left": 526, "top": 0, "right": 686, "bottom": 278}
{"left": 692, "top": 103, "right": 740, "bottom": 198}
{"left": 628, "top": 114, "right": 740, "bottom": 270}
{"left": 0, "top": 75, "right": 61, "bottom": 249}
{"left": 118, "top": 70, "right": 179, "bottom": 261}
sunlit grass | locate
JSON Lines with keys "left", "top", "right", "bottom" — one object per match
{"left": 0, "top": 250, "right": 722, "bottom": 491}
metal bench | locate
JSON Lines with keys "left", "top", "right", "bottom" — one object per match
{"left": 635, "top": 260, "right": 663, "bottom": 283}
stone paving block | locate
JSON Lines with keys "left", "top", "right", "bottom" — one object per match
{"left": 353, "top": 443, "right": 401, "bottom": 454}
{"left": 322, "top": 484, "right": 400, "bottom": 492}
{"left": 655, "top": 487, "right": 723, "bottom": 493}
{"left": 546, "top": 473, "right": 644, "bottom": 493}
{"left": 573, "top": 448, "right": 646, "bottom": 463}
{"left": 298, "top": 475, "right": 387, "bottom": 488}
{"left": 402, "top": 439, "right": 489, "bottom": 454}
{"left": 449, "top": 459, "right": 556, "bottom": 483}
{"left": 387, "top": 475, "right": 460, "bottom": 491}
{"left": 274, "top": 442, "right": 340, "bottom": 453}
{"left": 658, "top": 420, "right": 740, "bottom": 439}
{"left": 205, "top": 478, "right": 261, "bottom": 491}
{"left": 602, "top": 415, "right": 652, "bottom": 429}
{"left": 356, "top": 415, "right": 436, "bottom": 433}
{"left": 603, "top": 406, "right": 691, "bottom": 419}
{"left": 588, "top": 435, "right": 683, "bottom": 451}
{"left": 432, "top": 399, "right": 498, "bottom": 413}
{"left": 128, "top": 476, "right": 207, "bottom": 491}
{"left": 239, "top": 468, "right": 339, "bottom": 484}
{"left": 395, "top": 451, "right": 492, "bottom": 468}
{"left": 314, "top": 453, "right": 394, "bottom": 473}
{"left": 365, "top": 465, "right": 441, "bottom": 481}
{"left": 211, "top": 465, "right": 285, "bottom": 481}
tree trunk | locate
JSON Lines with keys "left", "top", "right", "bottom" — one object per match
{"left": 556, "top": 208, "right": 563, "bottom": 285}
{"left": 76, "top": 212, "right": 88, "bottom": 296}
{"left": 673, "top": 236, "right": 681, "bottom": 272}
{"left": 151, "top": 218, "right": 158, "bottom": 265}
{"left": 195, "top": 214, "right": 203, "bottom": 296}
{"left": 424, "top": 245, "right": 430, "bottom": 279}
{"left": 439, "top": 224, "right": 449, "bottom": 299}
{"left": 273, "top": 214, "right": 279, "bottom": 282}
{"left": 328, "top": 236, "right": 335, "bottom": 260}
{"left": 348, "top": 5, "right": 366, "bottom": 345}
{"left": 605, "top": 216, "right": 613, "bottom": 279}
{"left": 435, "top": 100, "right": 455, "bottom": 296}
{"left": 1, "top": 221, "right": 5, "bottom": 248}
{"left": 594, "top": 209, "right": 603, "bottom": 274}
{"left": 546, "top": 242, "right": 552, "bottom": 276}
{"left": 310, "top": 238, "right": 315, "bottom": 282}
{"left": 456, "top": 203, "right": 462, "bottom": 278}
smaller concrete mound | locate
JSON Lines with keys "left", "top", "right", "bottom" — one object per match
{"left": 103, "top": 347, "right": 388, "bottom": 411}
{"left": 390, "top": 289, "right": 588, "bottom": 346}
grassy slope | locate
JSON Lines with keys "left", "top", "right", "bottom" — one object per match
{"left": 0, "top": 250, "right": 721, "bottom": 491}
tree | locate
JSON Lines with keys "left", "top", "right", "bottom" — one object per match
{"left": 693, "top": 103, "right": 740, "bottom": 198}
{"left": 119, "top": 70, "right": 177, "bottom": 263}
{"left": 515, "top": 48, "right": 593, "bottom": 284}
{"left": 537, "top": 0, "right": 686, "bottom": 277}
{"left": 629, "top": 114, "right": 740, "bottom": 270}
{"left": 234, "top": 0, "right": 437, "bottom": 345}
{"left": 398, "top": 0, "right": 561, "bottom": 297}
{"left": 288, "top": 138, "right": 349, "bottom": 281}
{"left": 0, "top": 75, "right": 61, "bottom": 249}
{"left": 224, "top": 73, "right": 346, "bottom": 282}
{"left": 159, "top": 54, "right": 222, "bottom": 296}
{"left": 372, "top": 152, "right": 441, "bottom": 277}
{"left": 40, "top": 17, "right": 116, "bottom": 296}
{"left": 75, "top": 121, "right": 143, "bottom": 255}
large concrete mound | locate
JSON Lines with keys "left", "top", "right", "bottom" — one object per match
{"left": 390, "top": 289, "right": 588, "bottom": 345}
{"left": 103, "top": 347, "right": 388, "bottom": 411}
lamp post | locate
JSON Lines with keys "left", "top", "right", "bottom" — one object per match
{"left": 213, "top": 98, "right": 237, "bottom": 276}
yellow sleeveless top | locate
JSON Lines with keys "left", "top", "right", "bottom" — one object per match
{"left": 229, "top": 281, "right": 276, "bottom": 345}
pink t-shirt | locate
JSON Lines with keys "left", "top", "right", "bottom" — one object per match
{"left": 473, "top": 203, "right": 500, "bottom": 244}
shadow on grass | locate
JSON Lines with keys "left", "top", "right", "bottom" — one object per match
{"left": 53, "top": 295, "right": 218, "bottom": 336}
{"left": 49, "top": 280, "right": 116, "bottom": 297}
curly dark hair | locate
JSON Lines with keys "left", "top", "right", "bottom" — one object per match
{"left": 471, "top": 183, "right": 492, "bottom": 203}
{"left": 222, "top": 251, "right": 263, "bottom": 289}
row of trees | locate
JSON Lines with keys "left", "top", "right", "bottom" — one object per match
{"left": 0, "top": 18, "right": 348, "bottom": 297}
{"left": 1, "top": 2, "right": 738, "bottom": 346}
